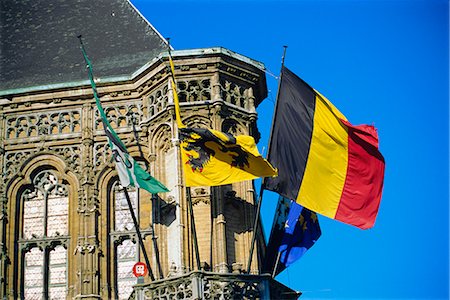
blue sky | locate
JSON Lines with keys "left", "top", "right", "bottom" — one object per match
{"left": 132, "top": 0, "right": 449, "bottom": 299}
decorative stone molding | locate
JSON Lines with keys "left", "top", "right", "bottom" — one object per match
{"left": 74, "top": 243, "right": 97, "bottom": 255}
{"left": 217, "top": 62, "right": 260, "bottom": 84}
{"left": 3, "top": 146, "right": 81, "bottom": 181}
{"left": 177, "top": 78, "right": 211, "bottom": 104}
{"left": 0, "top": 195, "right": 7, "bottom": 221}
{"left": 93, "top": 142, "right": 110, "bottom": 171}
{"left": 77, "top": 188, "right": 99, "bottom": 213}
{"left": 184, "top": 115, "right": 211, "bottom": 129}
{"left": 18, "top": 236, "right": 70, "bottom": 253}
{"left": 222, "top": 118, "right": 246, "bottom": 136}
{"left": 132, "top": 271, "right": 300, "bottom": 300}
{"left": 53, "top": 146, "right": 82, "bottom": 175}
{"left": 190, "top": 187, "right": 210, "bottom": 206}
{"left": 152, "top": 124, "right": 172, "bottom": 154}
{"left": 220, "top": 80, "right": 250, "bottom": 110}
{"left": 145, "top": 84, "right": 169, "bottom": 118}
{"left": 110, "top": 228, "right": 153, "bottom": 246}
{"left": 94, "top": 101, "right": 143, "bottom": 132}
{"left": 5, "top": 109, "right": 81, "bottom": 139}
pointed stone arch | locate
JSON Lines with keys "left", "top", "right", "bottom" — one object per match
{"left": 183, "top": 115, "right": 213, "bottom": 129}
{"left": 221, "top": 118, "right": 248, "bottom": 136}
{"left": 151, "top": 123, "right": 173, "bottom": 155}
{"left": 4, "top": 153, "right": 79, "bottom": 299}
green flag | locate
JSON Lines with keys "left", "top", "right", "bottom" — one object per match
{"left": 79, "top": 38, "right": 168, "bottom": 194}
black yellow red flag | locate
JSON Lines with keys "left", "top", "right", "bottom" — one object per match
{"left": 264, "top": 66, "right": 385, "bottom": 229}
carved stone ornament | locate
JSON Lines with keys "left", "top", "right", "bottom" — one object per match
{"left": 131, "top": 272, "right": 287, "bottom": 300}
{"left": 5, "top": 109, "right": 81, "bottom": 139}
{"left": 3, "top": 146, "right": 81, "bottom": 181}
{"left": 77, "top": 189, "right": 99, "bottom": 213}
{"left": 191, "top": 187, "right": 210, "bottom": 206}
{"left": 74, "top": 243, "right": 97, "bottom": 255}
{"left": 94, "top": 101, "right": 143, "bottom": 132}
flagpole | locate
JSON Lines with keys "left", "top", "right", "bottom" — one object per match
{"left": 187, "top": 187, "right": 201, "bottom": 270}
{"left": 131, "top": 116, "right": 149, "bottom": 171}
{"left": 166, "top": 39, "right": 202, "bottom": 271}
{"left": 246, "top": 188, "right": 264, "bottom": 274}
{"left": 123, "top": 187, "right": 156, "bottom": 281}
{"left": 130, "top": 116, "right": 164, "bottom": 279}
{"left": 271, "top": 251, "right": 282, "bottom": 278}
{"left": 151, "top": 194, "right": 165, "bottom": 279}
{"left": 166, "top": 38, "right": 185, "bottom": 129}
{"left": 78, "top": 36, "right": 158, "bottom": 281}
{"left": 246, "top": 46, "right": 288, "bottom": 274}
{"left": 264, "top": 45, "right": 288, "bottom": 164}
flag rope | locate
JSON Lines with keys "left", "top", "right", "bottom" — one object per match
{"left": 246, "top": 45, "right": 288, "bottom": 275}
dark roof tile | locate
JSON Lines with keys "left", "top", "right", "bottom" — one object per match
{"left": 0, "top": 0, "right": 167, "bottom": 93}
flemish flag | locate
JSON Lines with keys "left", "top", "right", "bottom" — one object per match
{"left": 179, "top": 127, "right": 277, "bottom": 187}
{"left": 167, "top": 51, "right": 276, "bottom": 187}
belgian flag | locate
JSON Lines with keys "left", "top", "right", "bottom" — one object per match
{"left": 264, "top": 67, "right": 385, "bottom": 229}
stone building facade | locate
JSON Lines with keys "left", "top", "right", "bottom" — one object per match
{"left": 0, "top": 0, "right": 298, "bottom": 299}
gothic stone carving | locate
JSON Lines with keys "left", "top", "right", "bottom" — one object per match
{"left": 94, "top": 101, "right": 143, "bottom": 132}
{"left": 3, "top": 146, "right": 81, "bottom": 181}
{"left": 6, "top": 110, "right": 81, "bottom": 139}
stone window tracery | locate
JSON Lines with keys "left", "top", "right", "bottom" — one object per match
{"left": 110, "top": 182, "right": 140, "bottom": 300}
{"left": 177, "top": 78, "right": 211, "bottom": 103}
{"left": 146, "top": 85, "right": 169, "bottom": 118}
{"left": 6, "top": 110, "right": 81, "bottom": 139}
{"left": 94, "top": 102, "right": 143, "bottom": 132}
{"left": 222, "top": 119, "right": 246, "bottom": 136}
{"left": 220, "top": 80, "right": 247, "bottom": 108}
{"left": 19, "top": 169, "right": 69, "bottom": 300}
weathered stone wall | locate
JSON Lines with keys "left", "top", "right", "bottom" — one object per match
{"left": 0, "top": 48, "right": 267, "bottom": 299}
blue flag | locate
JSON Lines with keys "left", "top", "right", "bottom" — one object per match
{"left": 264, "top": 197, "right": 321, "bottom": 275}
{"left": 278, "top": 201, "right": 321, "bottom": 269}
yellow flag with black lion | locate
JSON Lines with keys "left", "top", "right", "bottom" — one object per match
{"left": 167, "top": 49, "right": 276, "bottom": 187}
{"left": 179, "top": 127, "right": 277, "bottom": 187}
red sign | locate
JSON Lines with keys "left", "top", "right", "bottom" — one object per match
{"left": 132, "top": 262, "right": 148, "bottom": 277}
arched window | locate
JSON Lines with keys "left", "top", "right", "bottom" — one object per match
{"left": 111, "top": 182, "right": 140, "bottom": 300}
{"left": 20, "top": 169, "right": 69, "bottom": 299}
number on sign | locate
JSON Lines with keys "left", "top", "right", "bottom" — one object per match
{"left": 132, "top": 262, "right": 148, "bottom": 277}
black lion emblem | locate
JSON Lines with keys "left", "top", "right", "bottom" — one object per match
{"left": 179, "top": 127, "right": 250, "bottom": 172}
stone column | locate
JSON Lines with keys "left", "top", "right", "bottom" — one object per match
{"left": 211, "top": 72, "right": 222, "bottom": 101}
{"left": 0, "top": 112, "right": 7, "bottom": 299}
{"left": 247, "top": 87, "right": 256, "bottom": 113}
{"left": 74, "top": 103, "right": 101, "bottom": 299}
{"left": 0, "top": 189, "right": 7, "bottom": 299}
{"left": 209, "top": 102, "right": 229, "bottom": 273}
{"left": 212, "top": 187, "right": 229, "bottom": 273}
{"left": 165, "top": 83, "right": 186, "bottom": 275}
